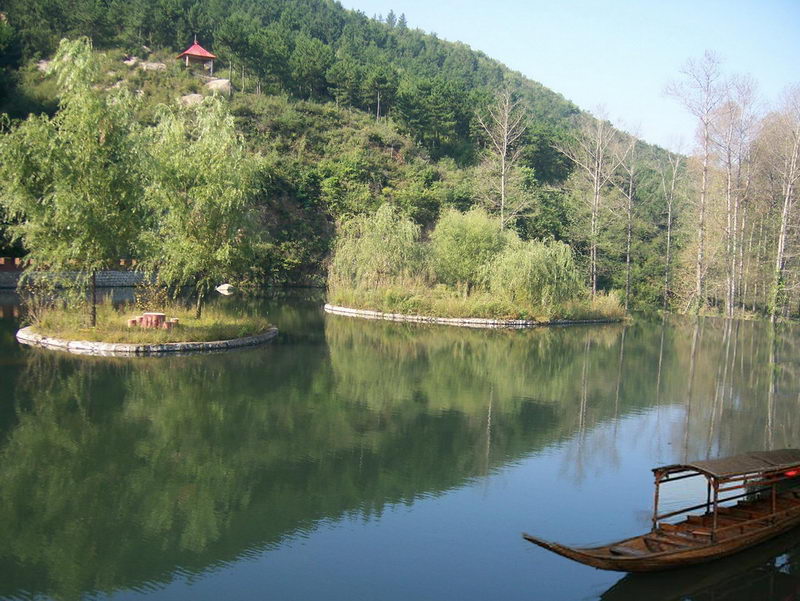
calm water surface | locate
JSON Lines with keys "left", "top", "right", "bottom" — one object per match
{"left": 1, "top": 291, "right": 800, "bottom": 601}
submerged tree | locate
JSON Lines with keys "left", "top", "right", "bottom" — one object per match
{"left": 140, "top": 97, "right": 262, "bottom": 318}
{"left": 0, "top": 38, "right": 143, "bottom": 326}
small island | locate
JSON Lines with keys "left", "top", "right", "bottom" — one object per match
{"left": 2, "top": 40, "right": 278, "bottom": 356}
{"left": 325, "top": 205, "right": 624, "bottom": 327}
{"left": 15, "top": 299, "right": 277, "bottom": 355}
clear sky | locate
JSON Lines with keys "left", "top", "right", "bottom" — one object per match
{"left": 338, "top": 0, "right": 800, "bottom": 151}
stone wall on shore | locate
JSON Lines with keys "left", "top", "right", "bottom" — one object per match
{"left": 16, "top": 326, "right": 279, "bottom": 356}
{"left": 323, "top": 304, "right": 622, "bottom": 329}
{"left": 0, "top": 270, "right": 144, "bottom": 290}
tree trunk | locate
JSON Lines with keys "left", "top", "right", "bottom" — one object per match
{"left": 195, "top": 292, "right": 204, "bottom": 320}
{"left": 769, "top": 132, "right": 799, "bottom": 322}
{"left": 624, "top": 178, "right": 633, "bottom": 312}
{"left": 90, "top": 270, "right": 97, "bottom": 327}
{"left": 664, "top": 196, "right": 673, "bottom": 310}
{"left": 724, "top": 154, "right": 734, "bottom": 317}
{"left": 697, "top": 123, "right": 709, "bottom": 313}
{"left": 590, "top": 170, "right": 600, "bottom": 297}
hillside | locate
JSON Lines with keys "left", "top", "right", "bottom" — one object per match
{"left": 9, "top": 1, "right": 767, "bottom": 318}
{"left": 0, "top": 0, "right": 579, "bottom": 171}
{"left": 0, "top": 1, "right": 594, "bottom": 280}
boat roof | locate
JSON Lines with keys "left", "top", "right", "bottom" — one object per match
{"left": 655, "top": 449, "right": 800, "bottom": 480}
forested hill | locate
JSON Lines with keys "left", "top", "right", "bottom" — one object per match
{"left": 3, "top": 0, "right": 705, "bottom": 315}
{"left": 0, "top": 0, "right": 579, "bottom": 172}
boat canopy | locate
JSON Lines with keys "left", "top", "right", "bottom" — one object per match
{"left": 654, "top": 449, "right": 800, "bottom": 481}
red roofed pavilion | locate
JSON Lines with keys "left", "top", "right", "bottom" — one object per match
{"left": 178, "top": 37, "right": 217, "bottom": 74}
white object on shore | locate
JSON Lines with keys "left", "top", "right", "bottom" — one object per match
{"left": 215, "top": 283, "right": 234, "bottom": 295}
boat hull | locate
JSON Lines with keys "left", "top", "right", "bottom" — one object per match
{"left": 523, "top": 496, "right": 800, "bottom": 572}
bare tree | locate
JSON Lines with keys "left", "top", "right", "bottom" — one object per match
{"left": 555, "top": 109, "right": 626, "bottom": 296}
{"left": 476, "top": 89, "right": 528, "bottom": 229}
{"left": 668, "top": 51, "right": 726, "bottom": 312}
{"left": 611, "top": 133, "right": 638, "bottom": 311}
{"left": 654, "top": 145, "right": 685, "bottom": 310}
{"left": 710, "top": 76, "right": 759, "bottom": 317}
{"left": 761, "top": 85, "right": 800, "bottom": 321}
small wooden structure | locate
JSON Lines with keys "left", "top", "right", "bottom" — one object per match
{"left": 127, "top": 312, "right": 179, "bottom": 330}
{"left": 177, "top": 37, "right": 217, "bottom": 75}
{"left": 524, "top": 449, "right": 800, "bottom": 572}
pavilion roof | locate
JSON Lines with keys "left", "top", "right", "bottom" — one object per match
{"left": 178, "top": 42, "right": 217, "bottom": 60}
{"left": 655, "top": 448, "right": 800, "bottom": 480}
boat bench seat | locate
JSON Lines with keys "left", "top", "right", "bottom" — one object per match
{"left": 609, "top": 545, "right": 646, "bottom": 557}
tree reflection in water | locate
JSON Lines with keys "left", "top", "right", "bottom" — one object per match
{"left": 0, "top": 299, "right": 799, "bottom": 600}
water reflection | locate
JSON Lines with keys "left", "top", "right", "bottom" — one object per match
{"left": 0, "top": 298, "right": 799, "bottom": 600}
{"left": 602, "top": 528, "right": 800, "bottom": 601}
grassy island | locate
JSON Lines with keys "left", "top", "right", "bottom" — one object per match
{"left": 26, "top": 299, "right": 272, "bottom": 345}
{"left": 327, "top": 205, "right": 625, "bottom": 323}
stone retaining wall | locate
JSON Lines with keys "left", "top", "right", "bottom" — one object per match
{"left": 16, "top": 326, "right": 279, "bottom": 356}
{"left": 0, "top": 270, "right": 144, "bottom": 289}
{"left": 0, "top": 272, "right": 18, "bottom": 289}
{"left": 323, "top": 304, "right": 622, "bottom": 329}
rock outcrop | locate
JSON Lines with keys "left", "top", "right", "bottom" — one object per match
{"left": 180, "top": 93, "right": 204, "bottom": 106}
{"left": 205, "top": 78, "right": 231, "bottom": 95}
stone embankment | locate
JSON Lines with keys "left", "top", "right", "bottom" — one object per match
{"left": 324, "top": 304, "right": 621, "bottom": 329}
{"left": 0, "top": 258, "right": 144, "bottom": 289}
{"left": 0, "top": 271, "right": 143, "bottom": 289}
{"left": 16, "top": 326, "right": 279, "bottom": 356}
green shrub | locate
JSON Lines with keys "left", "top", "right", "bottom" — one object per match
{"left": 328, "top": 203, "right": 423, "bottom": 290}
{"left": 487, "top": 239, "right": 584, "bottom": 311}
{"left": 429, "top": 207, "right": 508, "bottom": 291}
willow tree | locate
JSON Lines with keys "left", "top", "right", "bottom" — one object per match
{"left": 140, "top": 97, "right": 261, "bottom": 318}
{"left": 0, "top": 38, "right": 143, "bottom": 326}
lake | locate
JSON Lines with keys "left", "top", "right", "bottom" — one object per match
{"left": 1, "top": 290, "right": 799, "bottom": 601}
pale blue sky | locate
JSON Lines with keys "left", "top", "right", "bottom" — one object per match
{"left": 338, "top": 0, "right": 800, "bottom": 151}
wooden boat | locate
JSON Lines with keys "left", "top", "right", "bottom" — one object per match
{"left": 599, "top": 526, "right": 800, "bottom": 601}
{"left": 523, "top": 448, "right": 800, "bottom": 572}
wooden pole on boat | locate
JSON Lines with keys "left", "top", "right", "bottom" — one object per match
{"left": 652, "top": 471, "right": 661, "bottom": 530}
{"left": 712, "top": 479, "right": 719, "bottom": 541}
{"left": 706, "top": 477, "right": 712, "bottom": 513}
{"left": 772, "top": 481, "right": 777, "bottom": 519}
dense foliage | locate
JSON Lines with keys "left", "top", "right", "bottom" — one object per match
{"left": 0, "top": 2, "right": 797, "bottom": 319}
{"left": 0, "top": 39, "right": 263, "bottom": 320}
{"left": 327, "top": 206, "right": 605, "bottom": 320}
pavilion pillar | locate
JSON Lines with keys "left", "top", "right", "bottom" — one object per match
{"left": 652, "top": 471, "right": 662, "bottom": 530}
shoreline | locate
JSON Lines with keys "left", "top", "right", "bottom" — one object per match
{"left": 323, "top": 304, "right": 623, "bottom": 329}
{"left": 15, "top": 326, "right": 279, "bottom": 356}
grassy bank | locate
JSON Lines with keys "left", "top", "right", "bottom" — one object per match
{"left": 26, "top": 300, "right": 272, "bottom": 344}
{"left": 328, "top": 284, "right": 625, "bottom": 322}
